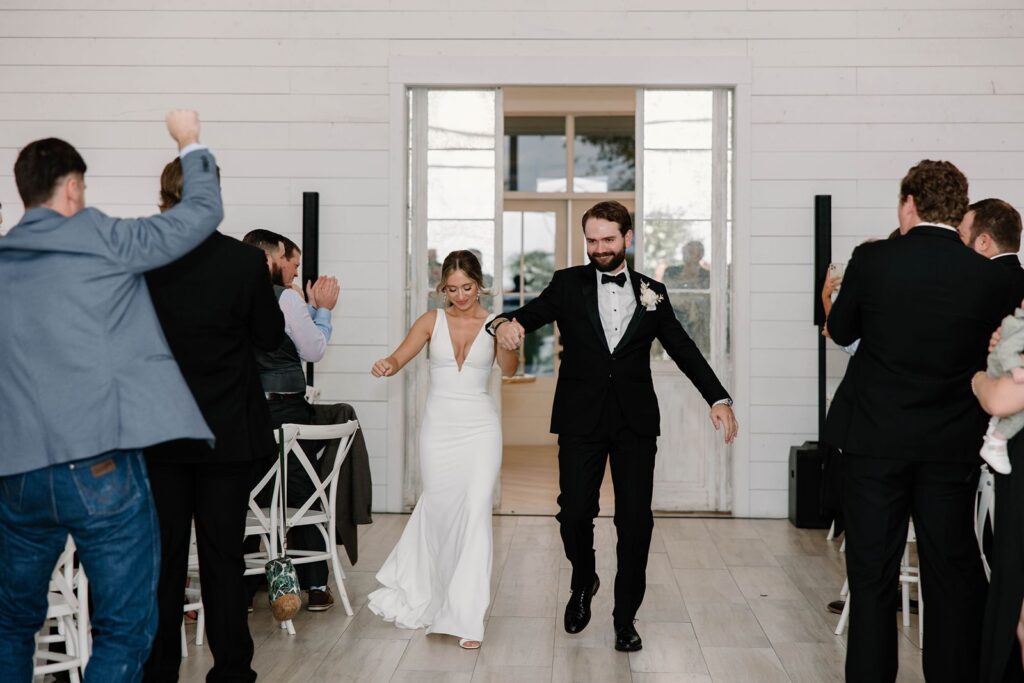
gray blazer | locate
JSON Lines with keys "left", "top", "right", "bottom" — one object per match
{"left": 0, "top": 149, "right": 223, "bottom": 476}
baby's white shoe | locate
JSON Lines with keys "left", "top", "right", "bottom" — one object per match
{"left": 981, "top": 433, "right": 1012, "bottom": 474}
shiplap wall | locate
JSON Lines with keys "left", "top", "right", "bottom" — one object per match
{"left": 2, "top": 1, "right": 1022, "bottom": 516}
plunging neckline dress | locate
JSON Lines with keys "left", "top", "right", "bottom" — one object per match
{"left": 368, "top": 309, "right": 500, "bottom": 641}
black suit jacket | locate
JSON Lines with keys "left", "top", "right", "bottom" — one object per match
{"left": 824, "top": 225, "right": 1019, "bottom": 463}
{"left": 994, "top": 252, "right": 1024, "bottom": 302}
{"left": 506, "top": 264, "right": 730, "bottom": 436}
{"left": 145, "top": 233, "right": 285, "bottom": 463}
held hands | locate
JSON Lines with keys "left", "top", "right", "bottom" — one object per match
{"left": 495, "top": 318, "right": 526, "bottom": 351}
{"left": 710, "top": 403, "right": 739, "bottom": 444}
{"left": 371, "top": 356, "right": 397, "bottom": 378}
{"left": 308, "top": 276, "right": 340, "bottom": 311}
{"left": 166, "top": 109, "right": 200, "bottom": 150}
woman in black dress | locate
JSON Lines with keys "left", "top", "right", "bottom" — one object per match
{"left": 974, "top": 356, "right": 1024, "bottom": 682}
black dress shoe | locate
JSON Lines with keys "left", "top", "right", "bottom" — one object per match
{"left": 564, "top": 574, "right": 600, "bottom": 634}
{"left": 614, "top": 622, "right": 643, "bottom": 652}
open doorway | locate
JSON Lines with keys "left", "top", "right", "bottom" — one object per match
{"left": 406, "top": 84, "right": 734, "bottom": 515}
{"left": 498, "top": 87, "right": 636, "bottom": 514}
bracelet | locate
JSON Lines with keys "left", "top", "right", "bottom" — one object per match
{"left": 486, "top": 318, "right": 508, "bottom": 337}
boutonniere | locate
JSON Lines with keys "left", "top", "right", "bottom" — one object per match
{"left": 638, "top": 280, "right": 664, "bottom": 311}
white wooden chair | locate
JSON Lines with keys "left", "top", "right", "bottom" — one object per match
{"left": 33, "top": 536, "right": 90, "bottom": 682}
{"left": 976, "top": 465, "right": 996, "bottom": 581}
{"left": 835, "top": 522, "right": 923, "bottom": 648}
{"left": 180, "top": 528, "right": 205, "bottom": 657}
{"left": 280, "top": 420, "right": 360, "bottom": 619}
{"left": 243, "top": 425, "right": 300, "bottom": 579}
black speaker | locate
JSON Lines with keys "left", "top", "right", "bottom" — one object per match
{"left": 789, "top": 441, "right": 830, "bottom": 529}
{"left": 302, "top": 192, "right": 319, "bottom": 385}
{"left": 813, "top": 195, "right": 832, "bottom": 327}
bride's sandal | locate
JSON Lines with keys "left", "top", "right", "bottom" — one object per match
{"left": 458, "top": 638, "right": 481, "bottom": 650}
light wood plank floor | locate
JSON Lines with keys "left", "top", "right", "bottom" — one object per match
{"left": 179, "top": 516, "right": 927, "bottom": 682}
{"left": 499, "top": 445, "right": 615, "bottom": 516}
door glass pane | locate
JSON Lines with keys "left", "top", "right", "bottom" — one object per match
{"left": 643, "top": 150, "right": 711, "bottom": 219}
{"left": 642, "top": 90, "right": 719, "bottom": 362}
{"left": 428, "top": 90, "right": 495, "bottom": 149}
{"left": 504, "top": 117, "right": 566, "bottom": 192}
{"left": 427, "top": 150, "right": 496, "bottom": 220}
{"left": 573, "top": 116, "right": 635, "bottom": 192}
{"left": 502, "top": 210, "right": 557, "bottom": 376}
{"left": 642, "top": 91, "right": 712, "bottom": 150}
{"left": 644, "top": 220, "right": 711, "bottom": 288}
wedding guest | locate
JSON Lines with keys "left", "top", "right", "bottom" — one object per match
{"left": 825, "top": 160, "right": 1019, "bottom": 682}
{"left": 242, "top": 229, "right": 373, "bottom": 612}
{"left": 975, "top": 325, "right": 1024, "bottom": 682}
{"left": 0, "top": 111, "right": 219, "bottom": 683}
{"left": 142, "top": 158, "right": 284, "bottom": 682}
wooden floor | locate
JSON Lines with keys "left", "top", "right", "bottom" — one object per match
{"left": 499, "top": 445, "right": 614, "bottom": 515}
{"left": 179, "top": 516, "right": 927, "bottom": 683}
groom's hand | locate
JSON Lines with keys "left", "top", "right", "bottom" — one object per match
{"left": 496, "top": 318, "right": 525, "bottom": 351}
{"left": 710, "top": 404, "right": 738, "bottom": 444}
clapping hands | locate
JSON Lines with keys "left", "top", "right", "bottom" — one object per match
{"left": 306, "top": 276, "right": 340, "bottom": 311}
{"left": 495, "top": 318, "right": 526, "bottom": 351}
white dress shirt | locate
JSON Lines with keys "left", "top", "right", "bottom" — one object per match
{"left": 596, "top": 265, "right": 635, "bottom": 350}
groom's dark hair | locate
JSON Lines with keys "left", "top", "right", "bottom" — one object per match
{"left": 15, "top": 138, "right": 87, "bottom": 208}
{"left": 581, "top": 201, "right": 632, "bottom": 237}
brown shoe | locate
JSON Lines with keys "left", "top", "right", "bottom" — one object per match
{"left": 307, "top": 588, "right": 334, "bottom": 612}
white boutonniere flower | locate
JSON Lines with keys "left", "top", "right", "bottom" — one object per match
{"left": 638, "top": 280, "right": 664, "bottom": 311}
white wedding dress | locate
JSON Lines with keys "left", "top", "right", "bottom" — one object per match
{"left": 368, "top": 309, "right": 500, "bottom": 642}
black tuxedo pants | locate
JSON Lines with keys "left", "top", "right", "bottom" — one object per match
{"left": 842, "top": 453, "right": 986, "bottom": 683}
{"left": 556, "top": 393, "right": 657, "bottom": 628}
{"left": 143, "top": 458, "right": 256, "bottom": 683}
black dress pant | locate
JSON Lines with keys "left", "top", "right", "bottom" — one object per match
{"left": 143, "top": 458, "right": 256, "bottom": 683}
{"left": 843, "top": 453, "right": 986, "bottom": 683}
{"left": 556, "top": 394, "right": 657, "bottom": 628}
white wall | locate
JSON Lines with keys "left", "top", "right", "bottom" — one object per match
{"left": 2, "top": 1, "right": 1022, "bottom": 516}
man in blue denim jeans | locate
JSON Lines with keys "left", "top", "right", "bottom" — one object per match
{"left": 0, "top": 110, "right": 223, "bottom": 683}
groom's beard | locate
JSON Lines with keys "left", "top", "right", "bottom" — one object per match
{"left": 589, "top": 247, "right": 626, "bottom": 273}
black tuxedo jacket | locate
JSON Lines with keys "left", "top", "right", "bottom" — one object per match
{"left": 145, "top": 233, "right": 285, "bottom": 463}
{"left": 824, "top": 225, "right": 1019, "bottom": 463}
{"left": 994, "top": 252, "right": 1024, "bottom": 302}
{"left": 505, "top": 264, "right": 730, "bottom": 437}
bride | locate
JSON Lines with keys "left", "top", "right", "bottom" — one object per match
{"left": 367, "top": 249, "right": 518, "bottom": 649}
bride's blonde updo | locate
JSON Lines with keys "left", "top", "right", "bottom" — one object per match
{"left": 435, "top": 250, "right": 490, "bottom": 303}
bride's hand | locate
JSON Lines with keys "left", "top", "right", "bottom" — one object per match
{"left": 371, "top": 357, "right": 396, "bottom": 377}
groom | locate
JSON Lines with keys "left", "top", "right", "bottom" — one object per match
{"left": 489, "top": 201, "right": 737, "bottom": 651}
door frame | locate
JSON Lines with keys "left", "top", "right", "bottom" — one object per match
{"left": 387, "top": 55, "right": 752, "bottom": 516}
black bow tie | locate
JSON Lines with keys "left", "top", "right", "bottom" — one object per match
{"left": 601, "top": 272, "right": 627, "bottom": 287}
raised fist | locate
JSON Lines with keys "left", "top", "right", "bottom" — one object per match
{"left": 166, "top": 109, "right": 200, "bottom": 149}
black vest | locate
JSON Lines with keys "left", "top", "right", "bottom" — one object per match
{"left": 256, "top": 285, "right": 306, "bottom": 393}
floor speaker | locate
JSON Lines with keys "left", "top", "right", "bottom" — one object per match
{"left": 789, "top": 441, "right": 831, "bottom": 529}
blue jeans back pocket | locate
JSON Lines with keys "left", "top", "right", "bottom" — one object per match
{"left": 0, "top": 474, "right": 26, "bottom": 513}
{"left": 70, "top": 452, "right": 141, "bottom": 517}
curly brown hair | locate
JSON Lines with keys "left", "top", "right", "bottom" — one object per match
{"left": 899, "top": 160, "right": 969, "bottom": 227}
{"left": 435, "top": 249, "right": 489, "bottom": 302}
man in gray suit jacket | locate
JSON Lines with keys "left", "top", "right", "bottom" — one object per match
{"left": 0, "top": 110, "right": 222, "bottom": 683}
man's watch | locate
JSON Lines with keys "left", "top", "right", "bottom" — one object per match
{"left": 716, "top": 398, "right": 734, "bottom": 407}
